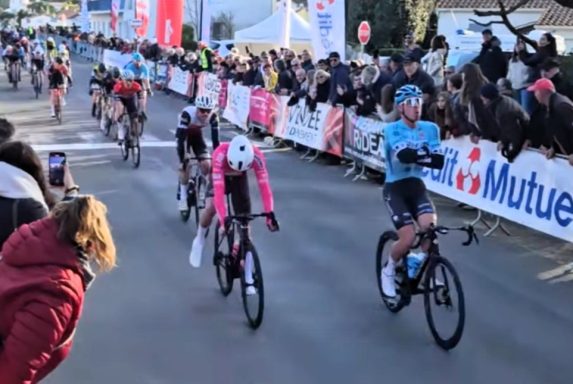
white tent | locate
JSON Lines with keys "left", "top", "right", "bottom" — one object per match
{"left": 234, "top": 7, "right": 311, "bottom": 53}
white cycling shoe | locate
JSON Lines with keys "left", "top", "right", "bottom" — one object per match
{"left": 381, "top": 265, "right": 397, "bottom": 298}
{"left": 244, "top": 252, "right": 257, "bottom": 296}
{"left": 178, "top": 197, "right": 188, "bottom": 212}
{"left": 189, "top": 236, "right": 204, "bottom": 268}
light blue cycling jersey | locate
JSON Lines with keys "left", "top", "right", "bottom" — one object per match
{"left": 124, "top": 61, "right": 149, "bottom": 80}
{"left": 383, "top": 119, "right": 441, "bottom": 183}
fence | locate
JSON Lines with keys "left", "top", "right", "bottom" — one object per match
{"left": 51, "top": 37, "right": 573, "bottom": 243}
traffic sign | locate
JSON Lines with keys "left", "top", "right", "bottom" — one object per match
{"left": 358, "top": 21, "right": 371, "bottom": 45}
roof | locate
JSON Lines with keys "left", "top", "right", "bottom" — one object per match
{"left": 436, "top": 0, "right": 573, "bottom": 26}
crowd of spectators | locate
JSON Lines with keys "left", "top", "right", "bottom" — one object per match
{"left": 43, "top": 24, "right": 573, "bottom": 165}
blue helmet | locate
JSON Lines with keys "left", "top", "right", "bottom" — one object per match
{"left": 122, "top": 69, "right": 135, "bottom": 80}
{"left": 132, "top": 52, "right": 144, "bottom": 62}
{"left": 395, "top": 85, "right": 423, "bottom": 105}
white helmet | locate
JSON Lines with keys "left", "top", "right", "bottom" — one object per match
{"left": 227, "top": 135, "right": 255, "bottom": 172}
{"left": 58, "top": 44, "right": 66, "bottom": 53}
{"left": 195, "top": 95, "right": 214, "bottom": 110}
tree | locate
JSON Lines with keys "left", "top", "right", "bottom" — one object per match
{"left": 16, "top": 9, "right": 30, "bottom": 27}
{"left": 0, "top": 11, "right": 14, "bottom": 27}
{"left": 27, "top": 0, "right": 57, "bottom": 17}
{"left": 213, "top": 11, "right": 235, "bottom": 40}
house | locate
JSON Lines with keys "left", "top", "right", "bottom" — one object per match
{"left": 88, "top": 0, "right": 136, "bottom": 39}
{"left": 435, "top": 0, "right": 573, "bottom": 53}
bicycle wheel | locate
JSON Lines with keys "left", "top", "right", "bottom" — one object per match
{"left": 139, "top": 114, "right": 145, "bottom": 137}
{"left": 193, "top": 176, "right": 203, "bottom": 228}
{"left": 180, "top": 180, "right": 193, "bottom": 222}
{"left": 131, "top": 133, "right": 140, "bottom": 168}
{"left": 120, "top": 118, "right": 129, "bottom": 161}
{"left": 241, "top": 244, "right": 264, "bottom": 329}
{"left": 213, "top": 221, "right": 234, "bottom": 296}
{"left": 55, "top": 104, "right": 62, "bottom": 125}
{"left": 96, "top": 99, "right": 103, "bottom": 121}
{"left": 376, "top": 230, "right": 407, "bottom": 313}
{"left": 423, "top": 256, "right": 465, "bottom": 350}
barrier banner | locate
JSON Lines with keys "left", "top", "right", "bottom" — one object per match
{"left": 196, "top": 72, "right": 221, "bottom": 105}
{"left": 218, "top": 79, "right": 228, "bottom": 109}
{"left": 249, "top": 88, "right": 275, "bottom": 131}
{"left": 156, "top": 63, "right": 169, "bottom": 84}
{"left": 102, "top": 49, "right": 131, "bottom": 69}
{"left": 222, "top": 83, "right": 251, "bottom": 130}
{"left": 275, "top": 100, "right": 344, "bottom": 157}
{"left": 422, "top": 137, "right": 573, "bottom": 242}
{"left": 343, "top": 109, "right": 386, "bottom": 172}
{"left": 168, "top": 66, "right": 190, "bottom": 95}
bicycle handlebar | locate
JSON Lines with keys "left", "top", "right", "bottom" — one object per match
{"left": 230, "top": 213, "right": 270, "bottom": 222}
{"left": 419, "top": 224, "right": 479, "bottom": 247}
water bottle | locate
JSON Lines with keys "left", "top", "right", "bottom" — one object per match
{"left": 406, "top": 252, "right": 426, "bottom": 278}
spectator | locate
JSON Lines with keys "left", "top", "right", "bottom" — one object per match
{"left": 290, "top": 57, "right": 302, "bottom": 78}
{"left": 541, "top": 58, "right": 573, "bottom": 100}
{"left": 243, "top": 59, "right": 258, "bottom": 87}
{"left": 317, "top": 59, "right": 329, "bottom": 72}
{"left": 0, "top": 195, "right": 116, "bottom": 382}
{"left": 444, "top": 65, "right": 456, "bottom": 79}
{"left": 389, "top": 54, "right": 403, "bottom": 76}
{"left": 480, "top": 83, "right": 529, "bottom": 162}
{"left": 0, "top": 118, "right": 15, "bottom": 144}
{"left": 275, "top": 59, "right": 294, "bottom": 95}
{"left": 308, "top": 69, "right": 330, "bottom": 111}
{"left": 453, "top": 63, "right": 491, "bottom": 140}
{"left": 288, "top": 68, "right": 309, "bottom": 106}
{"left": 392, "top": 52, "right": 435, "bottom": 96}
{"left": 507, "top": 40, "right": 530, "bottom": 105}
{"left": 263, "top": 63, "right": 278, "bottom": 92}
{"left": 179, "top": 52, "right": 199, "bottom": 73}
{"left": 428, "top": 91, "right": 455, "bottom": 139}
{"left": 497, "top": 78, "right": 513, "bottom": 97}
{"left": 253, "top": 56, "right": 266, "bottom": 87}
{"left": 422, "top": 35, "right": 447, "bottom": 88}
{"left": 447, "top": 73, "right": 463, "bottom": 98}
{"left": 403, "top": 32, "right": 424, "bottom": 61}
{"left": 284, "top": 49, "right": 296, "bottom": 69}
{"left": 363, "top": 64, "right": 391, "bottom": 105}
{"left": 301, "top": 49, "right": 315, "bottom": 71}
{"left": 327, "top": 51, "right": 352, "bottom": 104}
{"left": 216, "top": 62, "right": 230, "bottom": 80}
{"left": 198, "top": 41, "right": 214, "bottom": 73}
{"left": 233, "top": 60, "right": 247, "bottom": 85}
{"left": 528, "top": 78, "right": 573, "bottom": 164}
{"left": 474, "top": 36, "right": 508, "bottom": 83}
{"left": 519, "top": 32, "right": 558, "bottom": 114}
{"left": 269, "top": 49, "right": 278, "bottom": 63}
{"left": 377, "top": 83, "right": 399, "bottom": 122}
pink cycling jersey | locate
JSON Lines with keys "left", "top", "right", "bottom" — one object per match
{"left": 212, "top": 143, "right": 274, "bottom": 224}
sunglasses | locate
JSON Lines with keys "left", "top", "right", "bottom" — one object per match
{"left": 198, "top": 108, "right": 212, "bottom": 114}
{"left": 400, "top": 97, "right": 423, "bottom": 107}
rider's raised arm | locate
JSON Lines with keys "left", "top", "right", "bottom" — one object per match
{"left": 252, "top": 147, "right": 274, "bottom": 214}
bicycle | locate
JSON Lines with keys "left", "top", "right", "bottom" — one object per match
{"left": 9, "top": 61, "right": 19, "bottom": 89}
{"left": 213, "top": 203, "right": 275, "bottom": 329}
{"left": 99, "top": 92, "right": 114, "bottom": 137}
{"left": 31, "top": 67, "right": 42, "bottom": 99}
{"left": 118, "top": 111, "right": 141, "bottom": 168}
{"left": 376, "top": 223, "right": 478, "bottom": 350}
{"left": 178, "top": 155, "right": 207, "bottom": 225}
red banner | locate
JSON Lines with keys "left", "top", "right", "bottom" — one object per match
{"left": 111, "top": 0, "right": 120, "bottom": 32}
{"left": 249, "top": 88, "right": 280, "bottom": 133}
{"left": 219, "top": 79, "right": 228, "bottom": 109}
{"left": 135, "top": 0, "right": 150, "bottom": 37}
{"left": 156, "top": 0, "right": 183, "bottom": 47}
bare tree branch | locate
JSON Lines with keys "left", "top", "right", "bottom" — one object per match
{"left": 474, "top": 0, "right": 531, "bottom": 17}
{"left": 552, "top": 0, "right": 573, "bottom": 8}
{"left": 468, "top": 18, "right": 505, "bottom": 27}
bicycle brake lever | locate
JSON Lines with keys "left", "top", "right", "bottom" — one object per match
{"left": 462, "top": 226, "right": 474, "bottom": 246}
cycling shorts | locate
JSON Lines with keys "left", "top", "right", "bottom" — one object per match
{"left": 383, "top": 177, "right": 435, "bottom": 230}
{"left": 207, "top": 174, "right": 251, "bottom": 216}
{"left": 118, "top": 96, "right": 138, "bottom": 118}
{"left": 176, "top": 128, "right": 209, "bottom": 163}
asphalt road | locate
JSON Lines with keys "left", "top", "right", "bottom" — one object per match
{"left": 1, "top": 58, "right": 573, "bottom": 384}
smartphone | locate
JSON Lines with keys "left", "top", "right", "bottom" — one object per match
{"left": 48, "top": 152, "right": 66, "bottom": 186}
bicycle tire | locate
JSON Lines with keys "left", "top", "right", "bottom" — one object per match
{"left": 104, "top": 117, "right": 112, "bottom": 137}
{"left": 139, "top": 115, "right": 145, "bottom": 137}
{"left": 376, "top": 230, "right": 407, "bottom": 313}
{"left": 241, "top": 243, "right": 265, "bottom": 329}
{"left": 180, "top": 180, "right": 192, "bottom": 223}
{"left": 55, "top": 105, "right": 62, "bottom": 125}
{"left": 193, "top": 176, "right": 203, "bottom": 228}
{"left": 423, "top": 256, "right": 465, "bottom": 350}
{"left": 131, "top": 134, "right": 140, "bottom": 168}
{"left": 96, "top": 100, "right": 102, "bottom": 121}
{"left": 214, "top": 221, "right": 234, "bottom": 296}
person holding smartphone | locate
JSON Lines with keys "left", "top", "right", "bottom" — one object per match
{"left": 0, "top": 141, "right": 79, "bottom": 248}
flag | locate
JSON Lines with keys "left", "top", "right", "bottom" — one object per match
{"left": 279, "top": 0, "right": 292, "bottom": 49}
{"left": 135, "top": 0, "right": 149, "bottom": 37}
{"left": 111, "top": 0, "right": 120, "bottom": 33}
{"left": 308, "top": 0, "right": 345, "bottom": 59}
{"left": 201, "top": 0, "right": 212, "bottom": 42}
{"left": 156, "top": 0, "right": 183, "bottom": 47}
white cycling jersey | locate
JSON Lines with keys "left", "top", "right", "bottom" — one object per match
{"left": 177, "top": 106, "right": 210, "bottom": 130}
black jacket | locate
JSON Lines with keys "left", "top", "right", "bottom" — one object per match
{"left": 392, "top": 68, "right": 435, "bottom": 97}
{"left": 488, "top": 95, "right": 529, "bottom": 161}
{"left": 476, "top": 46, "right": 508, "bottom": 83}
{"left": 547, "top": 92, "right": 573, "bottom": 155}
{"left": 328, "top": 63, "right": 352, "bottom": 104}
{"left": 0, "top": 197, "right": 48, "bottom": 249}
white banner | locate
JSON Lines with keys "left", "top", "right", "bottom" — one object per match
{"left": 79, "top": 0, "right": 90, "bottom": 32}
{"left": 422, "top": 137, "right": 573, "bottom": 242}
{"left": 196, "top": 72, "right": 221, "bottom": 106}
{"left": 308, "top": 0, "right": 346, "bottom": 59}
{"left": 102, "top": 49, "right": 131, "bottom": 69}
{"left": 222, "top": 83, "right": 251, "bottom": 130}
{"left": 201, "top": 0, "right": 212, "bottom": 43}
{"left": 168, "top": 66, "right": 190, "bottom": 95}
{"left": 343, "top": 109, "right": 386, "bottom": 172}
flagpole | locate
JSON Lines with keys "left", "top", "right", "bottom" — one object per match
{"left": 199, "top": 0, "right": 204, "bottom": 41}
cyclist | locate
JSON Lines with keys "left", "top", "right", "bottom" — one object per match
{"left": 3, "top": 45, "right": 21, "bottom": 84}
{"left": 380, "top": 85, "right": 445, "bottom": 299}
{"left": 45, "top": 37, "right": 57, "bottom": 62}
{"left": 58, "top": 43, "right": 72, "bottom": 76}
{"left": 30, "top": 42, "right": 45, "bottom": 87}
{"left": 176, "top": 95, "right": 220, "bottom": 211}
{"left": 89, "top": 63, "right": 107, "bottom": 117}
{"left": 112, "top": 69, "right": 143, "bottom": 144}
{"left": 189, "top": 136, "right": 279, "bottom": 295}
{"left": 47, "top": 57, "right": 66, "bottom": 117}
{"left": 124, "top": 52, "right": 151, "bottom": 118}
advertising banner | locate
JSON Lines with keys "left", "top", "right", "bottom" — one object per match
{"left": 196, "top": 72, "right": 221, "bottom": 105}
{"left": 156, "top": 0, "right": 183, "bottom": 47}
{"left": 275, "top": 100, "right": 344, "bottom": 157}
{"left": 103, "top": 50, "right": 131, "bottom": 69}
{"left": 218, "top": 79, "right": 228, "bottom": 109}
{"left": 422, "top": 137, "right": 573, "bottom": 242}
{"left": 168, "top": 66, "right": 190, "bottom": 95}
{"left": 308, "top": 0, "right": 346, "bottom": 59}
{"left": 343, "top": 109, "right": 386, "bottom": 172}
{"left": 222, "top": 83, "right": 251, "bottom": 130}
{"left": 249, "top": 88, "right": 277, "bottom": 131}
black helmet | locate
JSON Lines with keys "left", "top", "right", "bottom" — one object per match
{"left": 111, "top": 66, "right": 121, "bottom": 79}
{"left": 98, "top": 63, "right": 106, "bottom": 74}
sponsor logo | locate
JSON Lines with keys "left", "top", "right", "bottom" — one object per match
{"left": 315, "top": 0, "right": 335, "bottom": 11}
{"left": 456, "top": 147, "right": 481, "bottom": 195}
